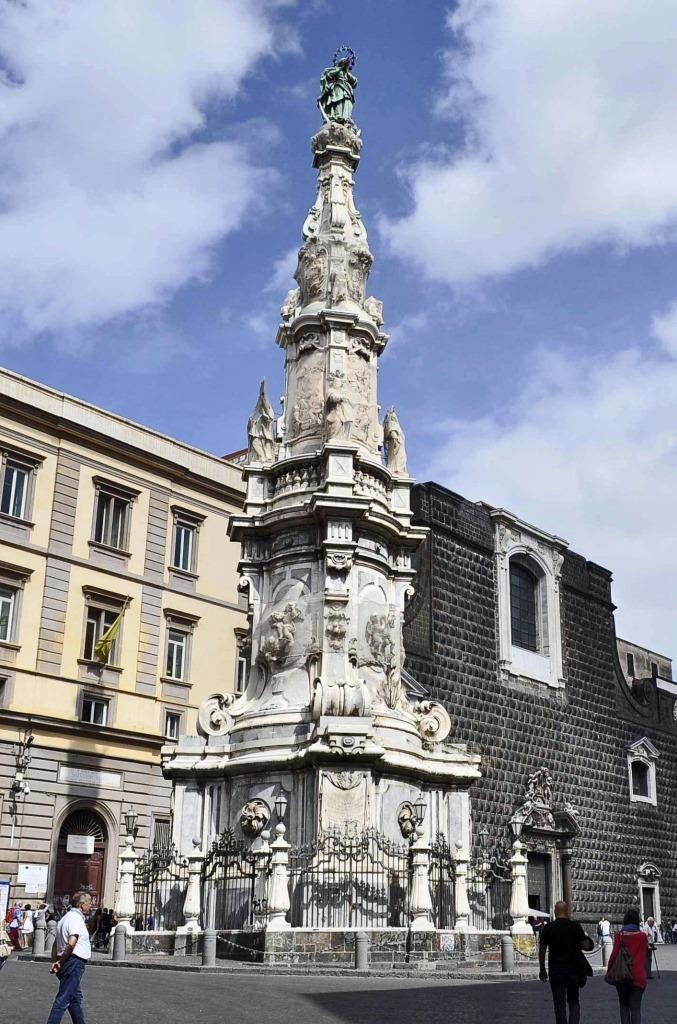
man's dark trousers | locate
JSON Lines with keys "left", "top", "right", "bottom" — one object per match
{"left": 549, "top": 974, "right": 580, "bottom": 1024}
{"left": 46, "top": 956, "right": 86, "bottom": 1024}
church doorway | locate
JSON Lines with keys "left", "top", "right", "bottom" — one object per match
{"left": 53, "top": 808, "right": 107, "bottom": 911}
{"left": 527, "top": 851, "right": 551, "bottom": 913}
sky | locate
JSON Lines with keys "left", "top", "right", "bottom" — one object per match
{"left": 1, "top": 0, "right": 676, "bottom": 659}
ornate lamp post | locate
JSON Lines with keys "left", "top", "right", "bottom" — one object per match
{"left": 267, "top": 792, "right": 291, "bottom": 932}
{"left": 409, "top": 794, "right": 435, "bottom": 932}
{"left": 509, "top": 818, "right": 531, "bottom": 935}
{"left": 115, "top": 806, "right": 139, "bottom": 932}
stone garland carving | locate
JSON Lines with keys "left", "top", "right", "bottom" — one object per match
{"left": 325, "top": 771, "right": 363, "bottom": 791}
{"left": 247, "top": 380, "right": 276, "bottom": 464}
{"left": 239, "top": 799, "right": 270, "bottom": 837}
{"left": 312, "top": 676, "right": 371, "bottom": 718}
{"left": 347, "top": 246, "right": 373, "bottom": 301}
{"left": 297, "top": 331, "right": 323, "bottom": 356}
{"left": 325, "top": 607, "right": 349, "bottom": 651}
{"left": 197, "top": 692, "right": 238, "bottom": 738}
{"left": 326, "top": 551, "right": 353, "bottom": 574}
{"left": 349, "top": 334, "right": 373, "bottom": 360}
{"left": 259, "top": 603, "right": 304, "bottom": 665}
{"left": 411, "top": 700, "right": 453, "bottom": 750}
{"left": 296, "top": 240, "right": 328, "bottom": 304}
{"left": 383, "top": 406, "right": 407, "bottom": 475}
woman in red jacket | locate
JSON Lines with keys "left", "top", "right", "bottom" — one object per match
{"left": 607, "top": 908, "right": 649, "bottom": 1024}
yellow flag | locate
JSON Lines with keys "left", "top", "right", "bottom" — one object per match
{"left": 94, "top": 608, "right": 124, "bottom": 663}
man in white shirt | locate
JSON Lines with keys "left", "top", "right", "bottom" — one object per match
{"left": 598, "top": 916, "right": 611, "bottom": 939}
{"left": 46, "top": 891, "right": 92, "bottom": 1024}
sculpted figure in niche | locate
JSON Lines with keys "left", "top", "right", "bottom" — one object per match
{"left": 383, "top": 406, "right": 407, "bottom": 475}
{"left": 259, "top": 603, "right": 304, "bottom": 664}
{"left": 239, "top": 799, "right": 270, "bottom": 837}
{"left": 318, "top": 48, "right": 357, "bottom": 125}
{"left": 281, "top": 287, "right": 299, "bottom": 322}
{"left": 365, "top": 611, "right": 396, "bottom": 668}
{"left": 326, "top": 391, "right": 353, "bottom": 441}
{"left": 297, "top": 242, "right": 328, "bottom": 304}
{"left": 247, "top": 380, "right": 276, "bottom": 463}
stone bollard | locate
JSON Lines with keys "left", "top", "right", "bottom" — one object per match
{"left": 501, "top": 934, "right": 515, "bottom": 973}
{"left": 355, "top": 931, "right": 369, "bottom": 971}
{"left": 602, "top": 936, "right": 613, "bottom": 966}
{"left": 33, "top": 919, "right": 46, "bottom": 956}
{"left": 112, "top": 924, "right": 127, "bottom": 962}
{"left": 46, "top": 919, "right": 57, "bottom": 959}
{"left": 202, "top": 928, "right": 216, "bottom": 967}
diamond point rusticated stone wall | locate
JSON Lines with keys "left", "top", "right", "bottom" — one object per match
{"left": 404, "top": 481, "right": 677, "bottom": 927}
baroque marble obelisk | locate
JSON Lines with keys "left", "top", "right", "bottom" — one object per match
{"left": 164, "top": 50, "right": 480, "bottom": 856}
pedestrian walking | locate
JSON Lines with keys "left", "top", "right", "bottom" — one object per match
{"left": 539, "top": 900, "right": 594, "bottom": 1024}
{"left": 0, "top": 921, "right": 12, "bottom": 970}
{"left": 606, "top": 908, "right": 649, "bottom": 1024}
{"left": 598, "top": 915, "right": 612, "bottom": 940}
{"left": 640, "top": 917, "right": 658, "bottom": 978}
{"left": 45, "top": 891, "right": 93, "bottom": 1024}
{"left": 7, "top": 903, "right": 24, "bottom": 951}
{"left": 21, "top": 904, "right": 34, "bottom": 949}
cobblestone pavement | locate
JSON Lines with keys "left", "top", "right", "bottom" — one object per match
{"left": 2, "top": 954, "right": 676, "bottom": 1024}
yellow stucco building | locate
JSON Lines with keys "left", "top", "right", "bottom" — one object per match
{"left": 0, "top": 367, "right": 245, "bottom": 911}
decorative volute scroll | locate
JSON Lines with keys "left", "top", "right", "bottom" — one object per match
{"left": 197, "top": 692, "right": 239, "bottom": 738}
{"left": 411, "top": 700, "right": 453, "bottom": 749}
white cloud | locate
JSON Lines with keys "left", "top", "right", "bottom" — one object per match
{"left": 425, "top": 334, "right": 677, "bottom": 658}
{"left": 382, "top": 0, "right": 677, "bottom": 285}
{"left": 652, "top": 302, "right": 677, "bottom": 357}
{"left": 265, "top": 246, "right": 298, "bottom": 293}
{"left": 0, "top": 0, "right": 292, "bottom": 342}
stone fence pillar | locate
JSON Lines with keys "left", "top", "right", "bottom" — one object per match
{"left": 114, "top": 834, "right": 138, "bottom": 932}
{"left": 509, "top": 840, "right": 532, "bottom": 935}
{"left": 181, "top": 842, "right": 204, "bottom": 933}
{"left": 453, "top": 841, "right": 471, "bottom": 933}
{"left": 254, "top": 830, "right": 271, "bottom": 929}
{"left": 409, "top": 827, "right": 435, "bottom": 932}
{"left": 266, "top": 823, "right": 291, "bottom": 932}
{"left": 33, "top": 918, "right": 46, "bottom": 956}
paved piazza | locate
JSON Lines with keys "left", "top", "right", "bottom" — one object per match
{"left": 3, "top": 958, "right": 677, "bottom": 1024}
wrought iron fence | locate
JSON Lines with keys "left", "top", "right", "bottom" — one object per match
{"left": 467, "top": 846, "right": 512, "bottom": 931}
{"left": 201, "top": 827, "right": 260, "bottom": 930}
{"left": 132, "top": 844, "right": 189, "bottom": 930}
{"left": 429, "top": 832, "right": 456, "bottom": 929}
{"left": 288, "top": 827, "right": 411, "bottom": 929}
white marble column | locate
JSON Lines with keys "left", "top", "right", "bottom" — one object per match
{"left": 509, "top": 840, "right": 532, "bottom": 935}
{"left": 115, "top": 835, "right": 138, "bottom": 933}
{"left": 266, "top": 824, "right": 291, "bottom": 932}
{"left": 453, "top": 841, "right": 471, "bottom": 932}
{"left": 409, "top": 827, "right": 435, "bottom": 932}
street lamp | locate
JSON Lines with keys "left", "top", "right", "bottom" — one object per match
{"left": 123, "top": 805, "right": 138, "bottom": 838}
{"left": 478, "top": 826, "right": 490, "bottom": 852}
{"left": 413, "top": 793, "right": 427, "bottom": 825}
{"left": 511, "top": 817, "right": 523, "bottom": 840}
{"left": 274, "top": 792, "right": 288, "bottom": 822}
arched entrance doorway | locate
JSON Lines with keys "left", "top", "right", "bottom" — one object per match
{"left": 53, "top": 809, "right": 107, "bottom": 911}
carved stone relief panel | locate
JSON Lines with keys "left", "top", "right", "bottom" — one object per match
{"left": 319, "top": 770, "right": 369, "bottom": 832}
{"left": 296, "top": 240, "right": 328, "bottom": 305}
{"left": 287, "top": 348, "right": 324, "bottom": 441}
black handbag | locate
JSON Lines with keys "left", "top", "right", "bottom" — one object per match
{"left": 605, "top": 934, "right": 634, "bottom": 985}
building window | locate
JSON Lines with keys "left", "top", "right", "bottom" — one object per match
{"left": 627, "top": 652, "right": 635, "bottom": 677}
{"left": 627, "top": 738, "right": 659, "bottom": 806}
{"left": 493, "top": 513, "right": 565, "bottom": 689}
{"left": 81, "top": 695, "right": 109, "bottom": 726}
{"left": 94, "top": 492, "right": 128, "bottom": 548}
{"left": 172, "top": 522, "right": 194, "bottom": 572}
{"left": 152, "top": 817, "right": 172, "bottom": 851}
{"left": 162, "top": 610, "right": 198, "bottom": 683}
{"left": 164, "top": 711, "right": 181, "bottom": 741}
{"left": 165, "top": 629, "right": 187, "bottom": 680}
{"left": 651, "top": 661, "right": 658, "bottom": 679}
{"left": 83, "top": 606, "right": 120, "bottom": 664}
{"left": 90, "top": 478, "right": 138, "bottom": 554}
{"left": 510, "top": 562, "right": 538, "bottom": 651}
{"left": 0, "top": 586, "right": 16, "bottom": 643}
{"left": 169, "top": 508, "right": 204, "bottom": 578}
{"left": 236, "top": 652, "right": 248, "bottom": 694}
{"left": 1, "top": 460, "right": 30, "bottom": 519}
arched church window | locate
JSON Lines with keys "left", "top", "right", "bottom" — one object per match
{"left": 510, "top": 561, "right": 538, "bottom": 651}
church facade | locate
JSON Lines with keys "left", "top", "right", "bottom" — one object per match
{"left": 404, "top": 481, "right": 677, "bottom": 928}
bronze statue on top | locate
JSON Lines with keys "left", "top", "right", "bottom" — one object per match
{"left": 318, "top": 47, "right": 357, "bottom": 126}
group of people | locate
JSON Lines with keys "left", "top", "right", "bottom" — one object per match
{"left": 539, "top": 900, "right": 657, "bottom": 1024}
{"left": 3, "top": 901, "right": 50, "bottom": 953}
{"left": 0, "top": 896, "right": 116, "bottom": 973}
